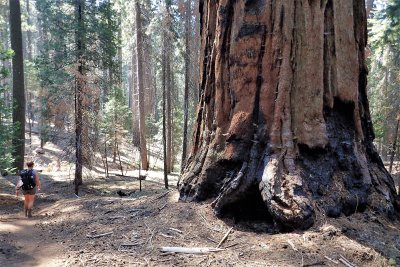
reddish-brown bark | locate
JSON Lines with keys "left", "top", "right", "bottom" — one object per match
{"left": 179, "top": 0, "right": 398, "bottom": 229}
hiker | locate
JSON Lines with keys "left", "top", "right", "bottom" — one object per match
{"left": 16, "top": 161, "right": 41, "bottom": 218}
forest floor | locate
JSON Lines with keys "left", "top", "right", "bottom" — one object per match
{"left": 1, "top": 134, "right": 400, "bottom": 266}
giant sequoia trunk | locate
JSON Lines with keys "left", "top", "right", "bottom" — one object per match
{"left": 179, "top": 0, "right": 399, "bottom": 229}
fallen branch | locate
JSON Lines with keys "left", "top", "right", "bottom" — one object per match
{"left": 120, "top": 241, "right": 142, "bottom": 246}
{"left": 216, "top": 227, "right": 233, "bottom": 248}
{"left": 339, "top": 255, "right": 356, "bottom": 267}
{"left": 303, "top": 262, "right": 326, "bottom": 267}
{"left": 160, "top": 247, "right": 224, "bottom": 254}
{"left": 153, "top": 191, "right": 171, "bottom": 201}
{"left": 86, "top": 232, "right": 113, "bottom": 238}
{"left": 324, "top": 256, "right": 339, "bottom": 264}
{"left": 158, "top": 203, "right": 167, "bottom": 211}
{"left": 224, "top": 243, "right": 239, "bottom": 249}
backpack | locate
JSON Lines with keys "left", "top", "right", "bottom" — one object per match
{"left": 20, "top": 169, "right": 36, "bottom": 190}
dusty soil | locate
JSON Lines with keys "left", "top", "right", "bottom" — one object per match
{"left": 1, "top": 134, "right": 400, "bottom": 266}
{"left": 1, "top": 170, "right": 400, "bottom": 267}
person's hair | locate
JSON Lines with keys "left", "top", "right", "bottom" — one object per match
{"left": 27, "top": 161, "right": 34, "bottom": 168}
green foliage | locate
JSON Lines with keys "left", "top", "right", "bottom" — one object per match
{"left": 368, "top": 1, "right": 400, "bottom": 156}
{"left": 0, "top": 45, "right": 16, "bottom": 172}
{"left": 101, "top": 86, "right": 131, "bottom": 144}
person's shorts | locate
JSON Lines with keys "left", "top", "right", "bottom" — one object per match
{"left": 22, "top": 187, "right": 37, "bottom": 195}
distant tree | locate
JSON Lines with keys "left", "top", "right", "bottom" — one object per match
{"left": 134, "top": 0, "right": 149, "bottom": 171}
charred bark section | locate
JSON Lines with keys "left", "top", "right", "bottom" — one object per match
{"left": 180, "top": 0, "right": 398, "bottom": 230}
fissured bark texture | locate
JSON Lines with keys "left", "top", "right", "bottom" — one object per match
{"left": 179, "top": 0, "right": 398, "bottom": 229}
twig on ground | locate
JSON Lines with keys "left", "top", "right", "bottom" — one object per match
{"left": 160, "top": 247, "right": 224, "bottom": 254}
{"left": 109, "top": 215, "right": 125, "bottom": 220}
{"left": 86, "top": 231, "right": 113, "bottom": 238}
{"left": 205, "top": 237, "right": 218, "bottom": 244}
{"left": 151, "top": 258, "right": 174, "bottom": 263}
{"left": 167, "top": 228, "right": 183, "bottom": 234}
{"left": 118, "top": 241, "right": 144, "bottom": 252}
{"left": 303, "top": 261, "right": 325, "bottom": 267}
{"left": 158, "top": 203, "right": 167, "bottom": 211}
{"left": 324, "top": 256, "right": 339, "bottom": 264}
{"left": 159, "top": 233, "right": 175, "bottom": 238}
{"left": 216, "top": 227, "right": 233, "bottom": 248}
{"left": 153, "top": 191, "right": 170, "bottom": 201}
{"left": 339, "top": 255, "right": 356, "bottom": 267}
{"left": 120, "top": 241, "right": 143, "bottom": 246}
{"left": 223, "top": 243, "right": 239, "bottom": 249}
{"left": 129, "top": 208, "right": 144, "bottom": 212}
{"left": 287, "top": 239, "right": 298, "bottom": 251}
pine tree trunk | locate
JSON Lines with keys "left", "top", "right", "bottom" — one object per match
{"left": 162, "top": 1, "right": 170, "bottom": 189}
{"left": 26, "top": 0, "right": 34, "bottom": 148}
{"left": 131, "top": 30, "right": 139, "bottom": 147}
{"left": 10, "top": 0, "right": 26, "bottom": 170}
{"left": 166, "top": 38, "right": 172, "bottom": 174}
{"left": 179, "top": 0, "right": 399, "bottom": 229}
{"left": 135, "top": 0, "right": 149, "bottom": 170}
{"left": 74, "top": 0, "right": 85, "bottom": 195}
{"left": 389, "top": 117, "right": 400, "bottom": 174}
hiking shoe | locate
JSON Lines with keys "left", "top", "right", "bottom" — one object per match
{"left": 27, "top": 209, "right": 32, "bottom": 218}
{"left": 24, "top": 209, "right": 28, "bottom": 217}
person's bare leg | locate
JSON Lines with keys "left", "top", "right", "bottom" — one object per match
{"left": 24, "top": 195, "right": 29, "bottom": 217}
{"left": 25, "top": 195, "right": 33, "bottom": 217}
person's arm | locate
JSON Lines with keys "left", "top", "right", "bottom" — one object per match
{"left": 15, "top": 178, "right": 21, "bottom": 196}
{"left": 35, "top": 171, "right": 41, "bottom": 191}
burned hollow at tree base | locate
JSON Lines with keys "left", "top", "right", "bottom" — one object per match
{"left": 179, "top": 0, "right": 399, "bottom": 230}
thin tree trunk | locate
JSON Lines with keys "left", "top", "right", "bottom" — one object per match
{"left": 116, "top": 142, "right": 124, "bottom": 176}
{"left": 26, "top": 0, "right": 33, "bottom": 148}
{"left": 10, "top": 0, "right": 26, "bottom": 170}
{"left": 165, "top": 1, "right": 172, "bottom": 174}
{"left": 366, "top": 0, "right": 374, "bottom": 18}
{"left": 135, "top": 0, "right": 149, "bottom": 171}
{"left": 74, "top": 0, "right": 85, "bottom": 195}
{"left": 389, "top": 116, "right": 400, "bottom": 174}
{"left": 181, "top": 0, "right": 191, "bottom": 173}
{"left": 162, "top": 2, "right": 170, "bottom": 189}
{"left": 131, "top": 26, "right": 139, "bottom": 146}
{"left": 104, "top": 139, "right": 109, "bottom": 178}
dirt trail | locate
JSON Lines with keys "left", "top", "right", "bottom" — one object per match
{"left": 0, "top": 210, "right": 64, "bottom": 266}
{"left": 0, "top": 174, "right": 68, "bottom": 267}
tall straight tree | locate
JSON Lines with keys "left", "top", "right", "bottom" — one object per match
{"left": 162, "top": 0, "right": 171, "bottom": 189}
{"left": 9, "top": 0, "right": 25, "bottom": 170}
{"left": 165, "top": 0, "right": 172, "bottom": 173}
{"left": 25, "top": 0, "right": 34, "bottom": 146}
{"left": 179, "top": 0, "right": 399, "bottom": 229}
{"left": 134, "top": 0, "right": 149, "bottom": 170}
{"left": 74, "top": 0, "right": 85, "bottom": 195}
{"left": 181, "top": 0, "right": 191, "bottom": 172}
